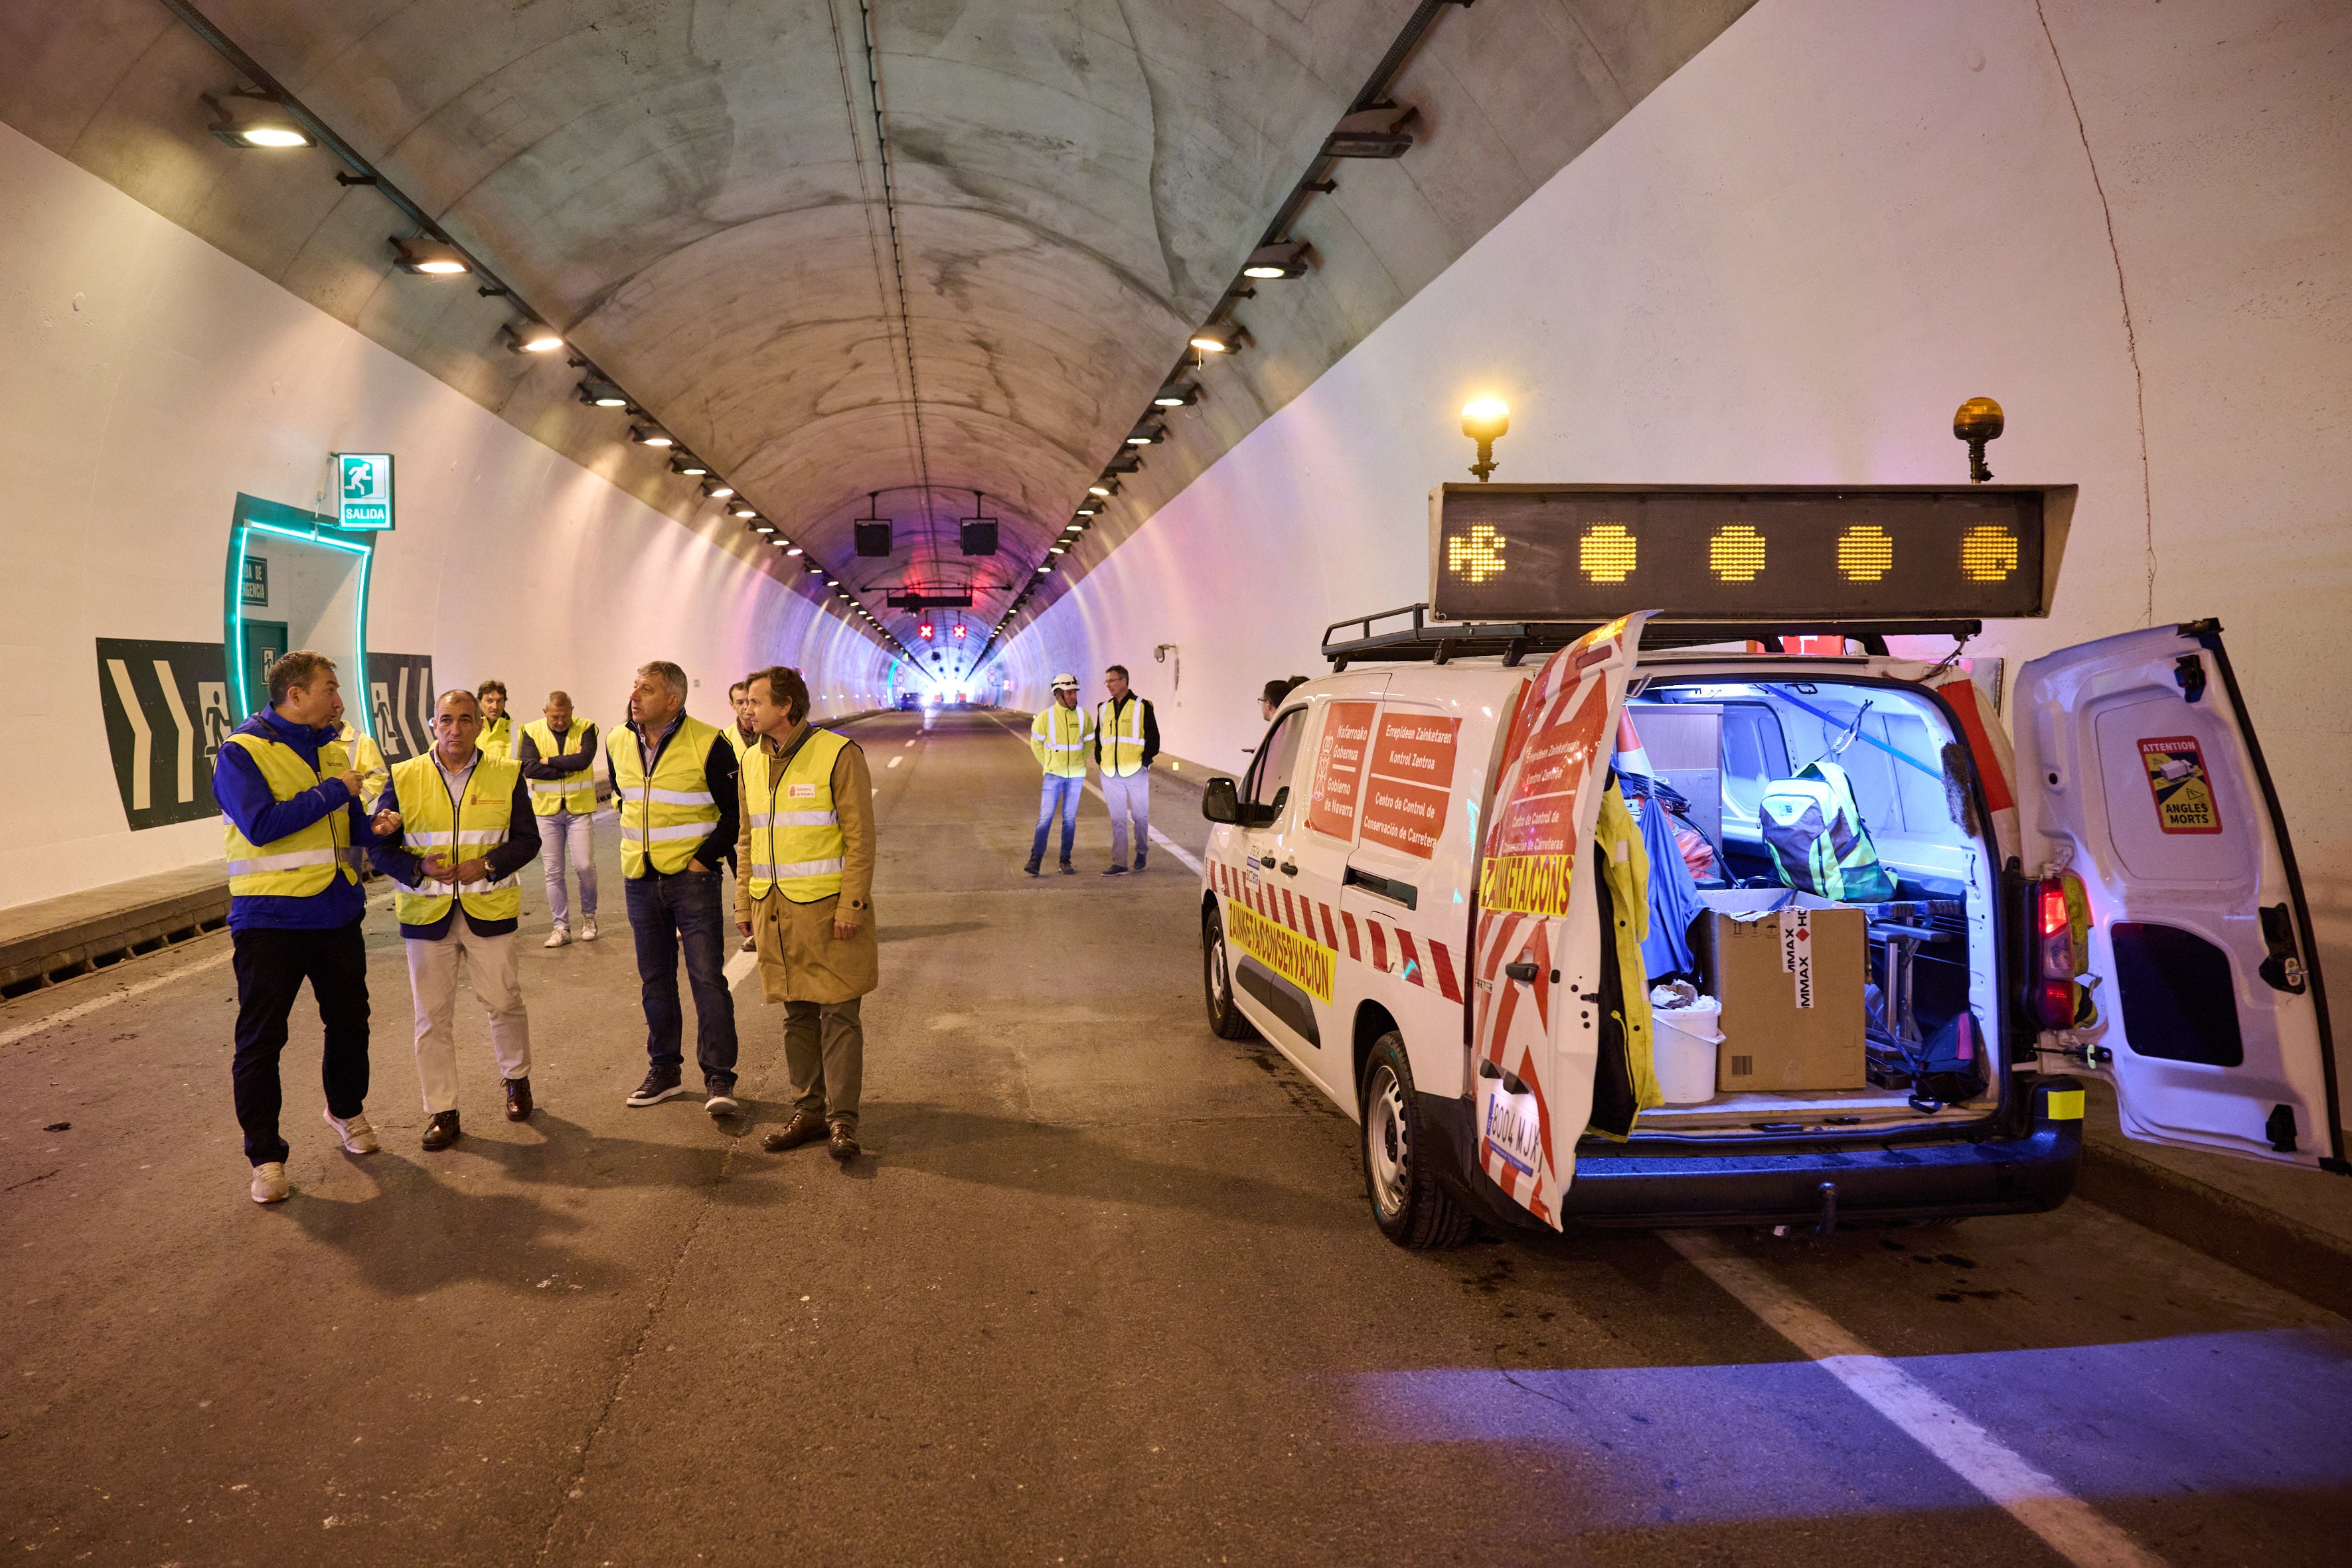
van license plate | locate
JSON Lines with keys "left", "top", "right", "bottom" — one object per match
{"left": 1482, "top": 1087, "right": 1541, "bottom": 1176}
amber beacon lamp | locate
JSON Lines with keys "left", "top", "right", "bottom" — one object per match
{"left": 1462, "top": 398, "right": 1510, "bottom": 482}
{"left": 1954, "top": 396, "right": 2004, "bottom": 483}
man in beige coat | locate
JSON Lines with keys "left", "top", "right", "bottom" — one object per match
{"left": 734, "top": 665, "right": 878, "bottom": 1160}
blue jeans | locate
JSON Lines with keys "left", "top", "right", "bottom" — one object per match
{"left": 1030, "top": 774, "right": 1082, "bottom": 866}
{"left": 539, "top": 808, "right": 597, "bottom": 923}
{"left": 623, "top": 869, "right": 738, "bottom": 1086}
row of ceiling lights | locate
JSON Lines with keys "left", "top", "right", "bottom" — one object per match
{"left": 971, "top": 90, "right": 1434, "bottom": 666}
{"left": 196, "top": 76, "right": 914, "bottom": 663}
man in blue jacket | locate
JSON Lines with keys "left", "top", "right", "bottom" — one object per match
{"left": 214, "top": 651, "right": 403, "bottom": 1205}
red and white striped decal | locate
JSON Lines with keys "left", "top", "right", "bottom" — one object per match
{"left": 1207, "top": 857, "right": 1466, "bottom": 1005}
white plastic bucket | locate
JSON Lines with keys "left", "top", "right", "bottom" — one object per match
{"left": 1652, "top": 998, "right": 1724, "bottom": 1105}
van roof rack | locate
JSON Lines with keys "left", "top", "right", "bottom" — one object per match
{"left": 1320, "top": 604, "right": 1982, "bottom": 669}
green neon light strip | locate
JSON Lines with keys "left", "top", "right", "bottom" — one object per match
{"left": 224, "top": 492, "right": 375, "bottom": 736}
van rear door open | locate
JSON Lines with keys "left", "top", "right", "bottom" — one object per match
{"left": 2015, "top": 623, "right": 2344, "bottom": 1170}
{"left": 1471, "top": 613, "right": 1650, "bottom": 1227}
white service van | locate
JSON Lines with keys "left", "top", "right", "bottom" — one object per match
{"left": 1196, "top": 483, "right": 2341, "bottom": 1245}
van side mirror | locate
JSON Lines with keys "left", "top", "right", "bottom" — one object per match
{"left": 1202, "top": 777, "right": 1242, "bottom": 824}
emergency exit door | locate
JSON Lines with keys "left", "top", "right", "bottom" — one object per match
{"left": 242, "top": 621, "right": 286, "bottom": 719}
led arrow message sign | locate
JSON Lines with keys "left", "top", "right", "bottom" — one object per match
{"left": 1427, "top": 485, "right": 2075, "bottom": 623}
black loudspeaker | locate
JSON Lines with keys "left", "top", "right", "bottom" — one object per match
{"left": 959, "top": 521, "right": 998, "bottom": 556}
{"left": 854, "top": 522, "right": 893, "bottom": 557}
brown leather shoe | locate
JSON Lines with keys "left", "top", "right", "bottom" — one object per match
{"left": 504, "top": 1076, "right": 533, "bottom": 1122}
{"left": 827, "top": 1121, "right": 860, "bottom": 1161}
{"left": 422, "top": 1110, "right": 461, "bottom": 1151}
{"left": 761, "top": 1111, "right": 828, "bottom": 1152}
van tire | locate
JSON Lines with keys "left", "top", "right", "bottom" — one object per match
{"left": 1360, "top": 1032, "right": 1473, "bottom": 1250}
{"left": 1203, "top": 905, "right": 1255, "bottom": 1041}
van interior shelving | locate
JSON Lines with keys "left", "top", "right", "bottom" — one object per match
{"left": 1601, "top": 669, "right": 2004, "bottom": 1142}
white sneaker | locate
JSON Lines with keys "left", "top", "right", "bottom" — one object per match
{"left": 323, "top": 1108, "right": 380, "bottom": 1155}
{"left": 250, "top": 1162, "right": 289, "bottom": 1204}
{"left": 545, "top": 924, "right": 571, "bottom": 949}
{"left": 580, "top": 914, "right": 599, "bottom": 941}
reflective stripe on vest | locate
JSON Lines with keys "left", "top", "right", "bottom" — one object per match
{"left": 220, "top": 732, "right": 358, "bottom": 899}
{"left": 389, "top": 753, "right": 526, "bottom": 926}
{"left": 744, "top": 726, "right": 851, "bottom": 902}
{"left": 1097, "top": 696, "right": 1149, "bottom": 777}
{"left": 610, "top": 714, "right": 724, "bottom": 876}
{"left": 1032, "top": 704, "right": 1092, "bottom": 777}
{"left": 521, "top": 718, "right": 597, "bottom": 815}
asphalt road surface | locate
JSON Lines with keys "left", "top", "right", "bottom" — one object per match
{"left": 3, "top": 708, "right": 2345, "bottom": 1566}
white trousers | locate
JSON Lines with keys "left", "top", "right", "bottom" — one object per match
{"left": 404, "top": 921, "right": 531, "bottom": 1113}
{"left": 1102, "top": 769, "right": 1150, "bottom": 865}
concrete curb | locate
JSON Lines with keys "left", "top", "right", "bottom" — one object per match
{"left": 2074, "top": 1139, "right": 2352, "bottom": 1318}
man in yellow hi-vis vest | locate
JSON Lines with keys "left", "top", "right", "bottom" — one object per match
{"left": 608, "top": 660, "right": 742, "bottom": 1114}
{"left": 212, "top": 650, "right": 404, "bottom": 1205}
{"left": 733, "top": 665, "right": 878, "bottom": 1161}
{"left": 476, "top": 678, "right": 514, "bottom": 761}
{"left": 516, "top": 690, "right": 601, "bottom": 947}
{"left": 1026, "top": 673, "right": 1094, "bottom": 876}
{"left": 372, "top": 690, "right": 541, "bottom": 1150}
{"left": 1094, "top": 664, "right": 1159, "bottom": 876}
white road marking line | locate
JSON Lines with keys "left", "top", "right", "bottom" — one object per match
{"left": 980, "top": 712, "right": 1206, "bottom": 874}
{"left": 724, "top": 948, "right": 759, "bottom": 985}
{"left": 902, "top": 738, "right": 917, "bottom": 747}
{"left": 1, "top": 886, "right": 402, "bottom": 1051}
{"left": 1081, "top": 780, "right": 1203, "bottom": 874}
{"left": 1664, "top": 1231, "right": 2163, "bottom": 1568}
{"left": 888, "top": 755, "right": 902, "bottom": 768}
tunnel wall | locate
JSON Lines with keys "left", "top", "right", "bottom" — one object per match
{"left": 996, "top": 0, "right": 2352, "bottom": 1025}
{"left": 0, "top": 123, "right": 892, "bottom": 913}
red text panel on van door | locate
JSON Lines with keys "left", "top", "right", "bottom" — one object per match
{"left": 1362, "top": 712, "right": 1461, "bottom": 858}
{"left": 1305, "top": 700, "right": 1377, "bottom": 840}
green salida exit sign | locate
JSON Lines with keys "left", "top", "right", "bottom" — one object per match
{"left": 335, "top": 453, "right": 394, "bottom": 531}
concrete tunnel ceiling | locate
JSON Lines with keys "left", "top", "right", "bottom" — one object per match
{"left": 1, "top": 0, "right": 1753, "bottom": 653}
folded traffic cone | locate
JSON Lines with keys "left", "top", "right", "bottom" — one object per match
{"left": 1614, "top": 710, "right": 1655, "bottom": 780}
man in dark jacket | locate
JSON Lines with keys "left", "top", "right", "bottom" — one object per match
{"left": 214, "top": 651, "right": 403, "bottom": 1204}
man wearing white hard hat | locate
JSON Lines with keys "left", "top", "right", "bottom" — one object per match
{"left": 1025, "top": 674, "right": 1094, "bottom": 876}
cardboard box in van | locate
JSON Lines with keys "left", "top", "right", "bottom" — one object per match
{"left": 1695, "top": 892, "right": 1867, "bottom": 1093}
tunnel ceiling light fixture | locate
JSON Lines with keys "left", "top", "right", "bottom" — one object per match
{"left": 753, "top": 522, "right": 777, "bottom": 534}
{"left": 785, "top": 545, "right": 805, "bottom": 556}
{"left": 1087, "top": 481, "right": 1116, "bottom": 498}
{"left": 1241, "top": 240, "right": 1312, "bottom": 279}
{"left": 629, "top": 424, "right": 675, "bottom": 447}
{"left": 389, "top": 235, "right": 470, "bottom": 275}
{"left": 1152, "top": 382, "right": 1201, "bottom": 408}
{"left": 1049, "top": 545, "right": 1067, "bottom": 555}
{"left": 578, "top": 378, "right": 629, "bottom": 408}
{"left": 1125, "top": 422, "right": 1166, "bottom": 447}
{"left": 1063, "top": 522, "right": 1083, "bottom": 534}
{"left": 502, "top": 319, "right": 565, "bottom": 354}
{"left": 1188, "top": 321, "right": 1247, "bottom": 354}
{"left": 204, "top": 92, "right": 313, "bottom": 148}
{"left": 1323, "top": 104, "right": 1417, "bottom": 159}
{"left": 729, "top": 500, "right": 758, "bottom": 518}
{"left": 1106, "top": 451, "right": 1141, "bottom": 475}
{"left": 1036, "top": 565, "right": 1053, "bottom": 574}
{"left": 702, "top": 482, "right": 734, "bottom": 500}
{"left": 670, "top": 455, "right": 709, "bottom": 475}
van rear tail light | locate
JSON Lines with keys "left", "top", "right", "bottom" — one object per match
{"left": 2031, "top": 873, "right": 2092, "bottom": 1030}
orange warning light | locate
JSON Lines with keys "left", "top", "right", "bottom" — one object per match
{"left": 1838, "top": 524, "right": 1895, "bottom": 583}
{"left": 1578, "top": 522, "right": 1638, "bottom": 584}
{"left": 1709, "top": 523, "right": 1766, "bottom": 583}
{"left": 1960, "top": 524, "right": 2019, "bottom": 582}
{"left": 1447, "top": 523, "right": 1508, "bottom": 584}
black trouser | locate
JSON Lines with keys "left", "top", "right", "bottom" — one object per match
{"left": 231, "top": 922, "right": 370, "bottom": 1166}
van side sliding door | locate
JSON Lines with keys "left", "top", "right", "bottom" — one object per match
{"left": 2015, "top": 623, "right": 2343, "bottom": 1170}
{"left": 1471, "top": 613, "right": 1651, "bottom": 1229}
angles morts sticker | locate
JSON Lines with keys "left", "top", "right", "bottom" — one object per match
{"left": 2137, "top": 736, "right": 2220, "bottom": 836}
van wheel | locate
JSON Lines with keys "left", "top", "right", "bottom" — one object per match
{"left": 1361, "top": 1031, "right": 1473, "bottom": 1250}
{"left": 1203, "top": 905, "right": 1255, "bottom": 1041}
